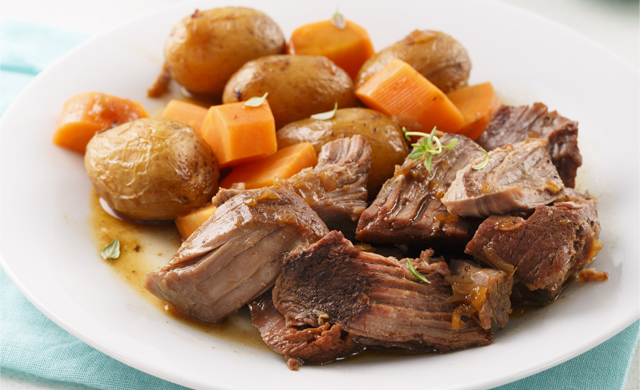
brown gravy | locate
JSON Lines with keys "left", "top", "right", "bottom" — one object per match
{"left": 88, "top": 189, "right": 267, "bottom": 351}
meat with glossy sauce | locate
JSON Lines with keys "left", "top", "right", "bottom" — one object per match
{"left": 274, "top": 135, "right": 371, "bottom": 238}
{"left": 465, "top": 199, "right": 602, "bottom": 305}
{"left": 447, "top": 260, "right": 513, "bottom": 329}
{"left": 273, "top": 231, "right": 493, "bottom": 353}
{"left": 143, "top": 187, "right": 329, "bottom": 323}
{"left": 248, "top": 291, "right": 363, "bottom": 370}
{"left": 355, "top": 134, "right": 484, "bottom": 250}
{"left": 476, "top": 103, "right": 582, "bottom": 188}
{"left": 442, "top": 139, "right": 564, "bottom": 217}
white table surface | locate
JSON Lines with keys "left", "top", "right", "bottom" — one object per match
{"left": 1, "top": 0, "right": 638, "bottom": 389}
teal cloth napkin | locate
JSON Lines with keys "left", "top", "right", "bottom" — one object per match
{"left": 0, "top": 18, "right": 638, "bottom": 390}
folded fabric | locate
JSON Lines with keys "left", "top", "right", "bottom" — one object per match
{"left": 0, "top": 18, "right": 637, "bottom": 390}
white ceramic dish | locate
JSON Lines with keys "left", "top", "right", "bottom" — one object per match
{"left": 1, "top": 0, "right": 638, "bottom": 389}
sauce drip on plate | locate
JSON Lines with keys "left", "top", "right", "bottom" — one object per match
{"left": 88, "top": 189, "right": 267, "bottom": 351}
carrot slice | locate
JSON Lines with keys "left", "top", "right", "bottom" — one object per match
{"left": 220, "top": 142, "right": 317, "bottom": 189}
{"left": 287, "top": 19, "right": 374, "bottom": 80}
{"left": 53, "top": 92, "right": 148, "bottom": 153}
{"left": 201, "top": 100, "right": 277, "bottom": 169}
{"left": 355, "top": 59, "right": 466, "bottom": 134}
{"left": 160, "top": 100, "right": 209, "bottom": 136}
{"left": 446, "top": 82, "right": 501, "bottom": 140}
{"left": 175, "top": 202, "right": 217, "bottom": 240}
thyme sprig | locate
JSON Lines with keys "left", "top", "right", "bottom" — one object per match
{"left": 311, "top": 103, "right": 338, "bottom": 120}
{"left": 403, "top": 127, "right": 458, "bottom": 172}
{"left": 332, "top": 8, "right": 346, "bottom": 29}
{"left": 243, "top": 92, "right": 268, "bottom": 107}
{"left": 472, "top": 148, "right": 489, "bottom": 170}
{"left": 101, "top": 238, "right": 120, "bottom": 260}
{"left": 407, "top": 258, "right": 431, "bottom": 284}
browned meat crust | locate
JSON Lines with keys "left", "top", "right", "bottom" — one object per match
{"left": 273, "top": 231, "right": 493, "bottom": 353}
{"left": 248, "top": 291, "right": 363, "bottom": 370}
{"left": 356, "top": 134, "right": 483, "bottom": 251}
{"left": 275, "top": 135, "right": 371, "bottom": 238}
{"left": 448, "top": 260, "right": 513, "bottom": 329}
{"left": 143, "top": 187, "right": 328, "bottom": 323}
{"left": 577, "top": 268, "right": 609, "bottom": 282}
{"left": 147, "top": 62, "right": 172, "bottom": 98}
{"left": 476, "top": 103, "right": 582, "bottom": 188}
{"left": 465, "top": 200, "right": 602, "bottom": 305}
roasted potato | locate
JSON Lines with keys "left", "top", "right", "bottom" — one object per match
{"left": 222, "top": 55, "right": 357, "bottom": 129}
{"left": 164, "top": 7, "right": 285, "bottom": 98}
{"left": 85, "top": 118, "right": 219, "bottom": 221}
{"left": 355, "top": 30, "right": 471, "bottom": 93}
{"left": 276, "top": 108, "right": 409, "bottom": 196}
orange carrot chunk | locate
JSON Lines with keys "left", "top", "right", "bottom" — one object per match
{"left": 287, "top": 19, "right": 374, "bottom": 80}
{"left": 53, "top": 92, "right": 149, "bottom": 154}
{"left": 201, "top": 100, "right": 277, "bottom": 169}
{"left": 160, "top": 100, "right": 209, "bottom": 136}
{"left": 175, "top": 202, "right": 217, "bottom": 240}
{"left": 355, "top": 59, "right": 466, "bottom": 134}
{"left": 446, "top": 82, "right": 501, "bottom": 141}
{"left": 220, "top": 142, "right": 317, "bottom": 189}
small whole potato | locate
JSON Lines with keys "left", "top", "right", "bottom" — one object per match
{"left": 223, "top": 55, "right": 357, "bottom": 129}
{"left": 355, "top": 30, "right": 471, "bottom": 93}
{"left": 165, "top": 7, "right": 285, "bottom": 97}
{"left": 276, "top": 108, "right": 409, "bottom": 196}
{"left": 85, "top": 118, "right": 219, "bottom": 221}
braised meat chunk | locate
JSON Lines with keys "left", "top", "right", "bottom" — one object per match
{"left": 447, "top": 260, "right": 513, "bottom": 329}
{"left": 465, "top": 199, "right": 602, "bottom": 305}
{"left": 476, "top": 103, "right": 581, "bottom": 188}
{"left": 442, "top": 139, "right": 564, "bottom": 217}
{"left": 248, "top": 291, "right": 363, "bottom": 370}
{"left": 275, "top": 135, "right": 371, "bottom": 238}
{"left": 273, "top": 231, "right": 493, "bottom": 353}
{"left": 356, "top": 134, "right": 484, "bottom": 250}
{"left": 143, "top": 187, "right": 329, "bottom": 323}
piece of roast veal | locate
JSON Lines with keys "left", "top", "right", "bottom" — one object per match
{"left": 476, "top": 103, "right": 582, "bottom": 188}
{"left": 355, "top": 134, "right": 484, "bottom": 250}
{"left": 442, "top": 138, "right": 565, "bottom": 217}
{"left": 273, "top": 231, "right": 493, "bottom": 353}
{"left": 143, "top": 187, "right": 329, "bottom": 323}
{"left": 248, "top": 291, "right": 364, "bottom": 370}
{"left": 274, "top": 135, "right": 371, "bottom": 238}
{"left": 465, "top": 199, "right": 602, "bottom": 305}
{"left": 447, "top": 260, "right": 513, "bottom": 329}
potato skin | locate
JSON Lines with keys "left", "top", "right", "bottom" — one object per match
{"left": 277, "top": 108, "right": 409, "bottom": 196}
{"left": 165, "top": 7, "right": 285, "bottom": 97}
{"left": 223, "top": 55, "right": 357, "bottom": 129}
{"left": 85, "top": 118, "right": 219, "bottom": 220}
{"left": 355, "top": 30, "right": 471, "bottom": 93}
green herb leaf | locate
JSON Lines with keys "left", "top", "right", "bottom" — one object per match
{"left": 403, "top": 126, "right": 458, "bottom": 173}
{"left": 243, "top": 92, "right": 268, "bottom": 108}
{"left": 407, "top": 148, "right": 425, "bottom": 160}
{"left": 101, "top": 238, "right": 120, "bottom": 260}
{"left": 424, "top": 153, "right": 434, "bottom": 172}
{"left": 426, "top": 127, "right": 436, "bottom": 149}
{"left": 332, "top": 8, "right": 346, "bottom": 29}
{"left": 472, "top": 148, "right": 490, "bottom": 170}
{"left": 402, "top": 127, "right": 412, "bottom": 142}
{"left": 311, "top": 103, "right": 338, "bottom": 120}
{"left": 442, "top": 138, "right": 458, "bottom": 150}
{"left": 407, "top": 258, "right": 431, "bottom": 284}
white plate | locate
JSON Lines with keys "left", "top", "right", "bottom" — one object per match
{"left": 1, "top": 1, "right": 638, "bottom": 389}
